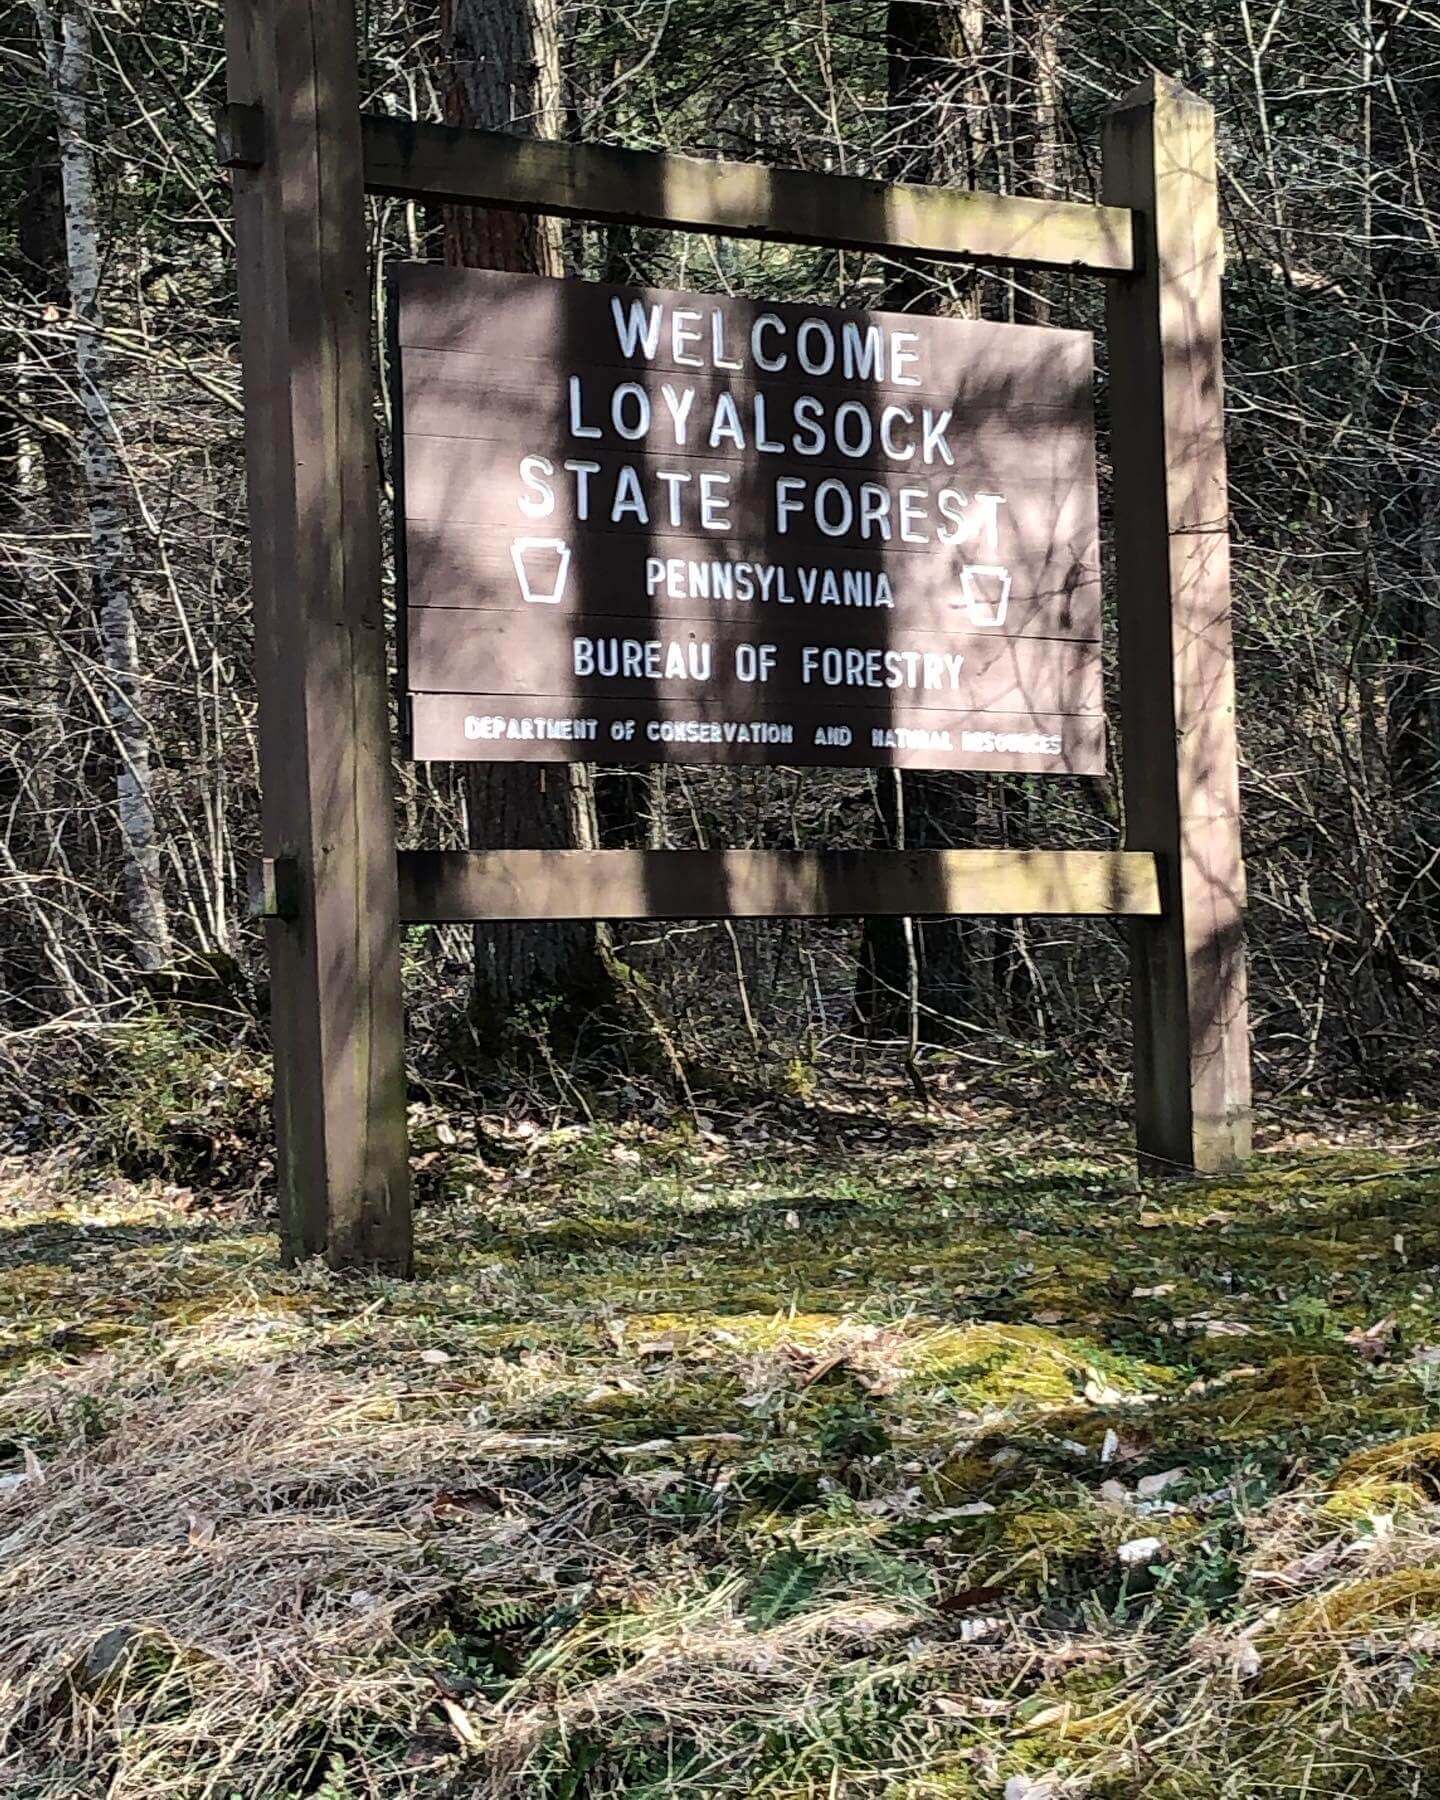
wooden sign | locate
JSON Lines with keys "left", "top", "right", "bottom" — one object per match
{"left": 393, "top": 267, "right": 1105, "bottom": 775}
{"left": 227, "top": 11, "right": 1250, "bottom": 1280}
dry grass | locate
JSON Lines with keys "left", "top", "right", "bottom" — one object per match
{"left": 4, "top": 1108, "right": 1440, "bottom": 1796}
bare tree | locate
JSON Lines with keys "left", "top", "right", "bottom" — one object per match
{"left": 29, "top": 0, "right": 171, "bottom": 975}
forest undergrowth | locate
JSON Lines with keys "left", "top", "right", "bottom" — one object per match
{"left": 4, "top": 1089, "right": 1440, "bottom": 1797}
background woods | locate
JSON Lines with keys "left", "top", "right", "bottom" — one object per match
{"left": 0, "top": 0, "right": 1437, "bottom": 1138}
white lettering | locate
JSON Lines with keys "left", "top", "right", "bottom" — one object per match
{"left": 833, "top": 400, "right": 873, "bottom": 459}
{"left": 709, "top": 391, "right": 746, "bottom": 451}
{"left": 611, "top": 382, "right": 652, "bottom": 441}
{"left": 698, "top": 472, "right": 732, "bottom": 531}
{"left": 797, "top": 318, "right": 836, "bottom": 376}
{"left": 775, "top": 477, "right": 806, "bottom": 535}
{"left": 791, "top": 395, "right": 827, "bottom": 457}
{"left": 841, "top": 321, "right": 882, "bottom": 381}
{"left": 611, "top": 464, "right": 649, "bottom": 524}
{"left": 564, "top": 458, "right": 601, "bottom": 521}
{"left": 655, "top": 468, "right": 693, "bottom": 526}
{"left": 659, "top": 383, "right": 696, "bottom": 444}
{"left": 611, "top": 297, "right": 662, "bottom": 360}
{"left": 752, "top": 313, "right": 787, "bottom": 371}
{"left": 879, "top": 405, "right": 915, "bottom": 460}
{"left": 711, "top": 310, "right": 743, "bottom": 370}
{"left": 671, "top": 309, "right": 704, "bottom": 366}
{"left": 567, "top": 377, "right": 601, "bottom": 439}
{"left": 892, "top": 331, "right": 921, "bottom": 386}
{"left": 814, "top": 478, "right": 854, "bottom": 538}
{"left": 517, "top": 454, "right": 555, "bottom": 518}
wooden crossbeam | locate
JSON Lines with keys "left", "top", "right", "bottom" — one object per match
{"left": 359, "top": 115, "right": 1135, "bottom": 275}
{"left": 396, "top": 849, "right": 1162, "bottom": 924}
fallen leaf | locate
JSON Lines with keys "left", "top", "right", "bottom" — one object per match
{"left": 1344, "top": 1316, "right": 1397, "bottom": 1361}
{"left": 1234, "top": 1638, "right": 1263, "bottom": 1680}
{"left": 432, "top": 1489, "right": 494, "bottom": 1522}
{"left": 437, "top": 1694, "right": 483, "bottom": 1752}
{"left": 1017, "top": 1702, "right": 1071, "bottom": 1732}
{"left": 1117, "top": 1535, "right": 1164, "bottom": 1566}
{"left": 797, "top": 1347, "right": 852, "bottom": 1388}
{"left": 938, "top": 1583, "right": 1008, "bottom": 1613}
{"left": 934, "top": 1693, "right": 1011, "bottom": 1718}
{"left": 186, "top": 1511, "right": 217, "bottom": 1547}
{"left": 580, "top": 1377, "right": 645, "bottom": 1406}
{"left": 1005, "top": 1775, "right": 1061, "bottom": 1799}
{"left": 1136, "top": 1467, "right": 1187, "bottom": 1499}
{"left": 0, "top": 1446, "right": 43, "bottom": 1498}
{"left": 1259, "top": 1539, "right": 1342, "bottom": 1587}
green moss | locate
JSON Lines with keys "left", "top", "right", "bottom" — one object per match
{"left": 901, "top": 1323, "right": 1166, "bottom": 1409}
{"left": 1320, "top": 1473, "right": 1429, "bottom": 1522}
{"left": 1334, "top": 1431, "right": 1440, "bottom": 1496}
{"left": 1262, "top": 1569, "right": 1440, "bottom": 1686}
{"left": 9, "top": 1126, "right": 1440, "bottom": 1799}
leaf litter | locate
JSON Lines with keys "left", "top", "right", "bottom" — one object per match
{"left": 2, "top": 1123, "right": 1440, "bottom": 1794}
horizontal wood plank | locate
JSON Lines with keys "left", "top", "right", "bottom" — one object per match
{"left": 362, "top": 116, "right": 1135, "bottom": 274}
{"left": 404, "top": 524, "right": 1101, "bottom": 643}
{"left": 407, "top": 609, "right": 1104, "bottom": 714}
{"left": 396, "top": 848, "right": 1161, "bottom": 922}
{"left": 408, "top": 695, "right": 1106, "bottom": 775}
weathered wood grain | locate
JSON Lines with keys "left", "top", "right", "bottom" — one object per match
{"left": 393, "top": 267, "right": 1104, "bottom": 774}
{"left": 363, "top": 116, "right": 1136, "bottom": 273}
{"left": 407, "top": 693, "right": 1106, "bottom": 776}
{"left": 1104, "top": 77, "right": 1252, "bottom": 1174}
{"left": 397, "top": 848, "right": 1162, "bottom": 922}
{"left": 406, "top": 609, "right": 1104, "bottom": 715}
{"left": 225, "top": 0, "right": 411, "bottom": 1271}
{"left": 403, "top": 524, "right": 1099, "bottom": 642}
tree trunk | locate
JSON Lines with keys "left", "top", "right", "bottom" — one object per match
{"left": 1371, "top": 11, "right": 1440, "bottom": 968}
{"left": 34, "top": 0, "right": 171, "bottom": 975}
{"left": 857, "top": 2, "right": 987, "bottom": 1041}
{"left": 438, "top": 0, "right": 616, "bottom": 1043}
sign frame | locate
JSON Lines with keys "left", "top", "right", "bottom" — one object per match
{"left": 222, "top": 0, "right": 1251, "bottom": 1274}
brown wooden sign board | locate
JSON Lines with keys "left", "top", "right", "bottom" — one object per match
{"left": 223, "top": 0, "right": 1251, "bottom": 1278}
{"left": 392, "top": 267, "right": 1104, "bottom": 775}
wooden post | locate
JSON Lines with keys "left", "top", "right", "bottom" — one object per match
{"left": 1103, "top": 77, "right": 1252, "bottom": 1173}
{"left": 224, "top": 0, "right": 411, "bottom": 1269}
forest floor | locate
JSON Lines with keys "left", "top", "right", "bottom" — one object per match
{"left": 5, "top": 1095, "right": 1440, "bottom": 1798}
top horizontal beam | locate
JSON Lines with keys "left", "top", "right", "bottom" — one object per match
{"left": 359, "top": 115, "right": 1136, "bottom": 276}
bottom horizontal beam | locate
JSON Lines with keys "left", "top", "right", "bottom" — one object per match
{"left": 396, "top": 848, "right": 1162, "bottom": 923}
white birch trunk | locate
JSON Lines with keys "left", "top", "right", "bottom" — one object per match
{"left": 32, "top": 0, "right": 172, "bottom": 974}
